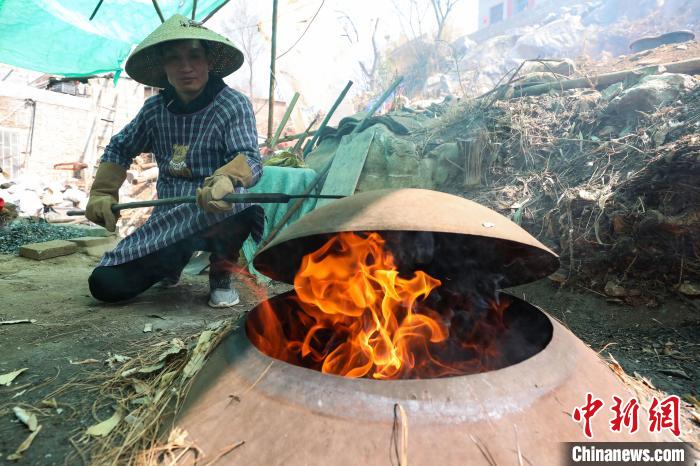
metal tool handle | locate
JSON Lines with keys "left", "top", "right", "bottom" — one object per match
{"left": 66, "top": 192, "right": 344, "bottom": 216}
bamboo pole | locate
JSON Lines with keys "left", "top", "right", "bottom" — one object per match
{"left": 89, "top": 0, "right": 105, "bottom": 20}
{"left": 262, "top": 76, "right": 404, "bottom": 247}
{"left": 352, "top": 76, "right": 403, "bottom": 135}
{"left": 268, "top": 92, "right": 299, "bottom": 149}
{"left": 302, "top": 80, "right": 354, "bottom": 157}
{"left": 292, "top": 116, "right": 319, "bottom": 152}
{"left": 201, "top": 0, "right": 230, "bottom": 23}
{"left": 267, "top": 0, "right": 279, "bottom": 143}
{"left": 151, "top": 0, "right": 165, "bottom": 22}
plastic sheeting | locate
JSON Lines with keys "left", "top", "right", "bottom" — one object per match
{"left": 0, "top": 0, "right": 229, "bottom": 77}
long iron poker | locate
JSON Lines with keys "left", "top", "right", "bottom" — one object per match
{"left": 66, "top": 192, "right": 344, "bottom": 216}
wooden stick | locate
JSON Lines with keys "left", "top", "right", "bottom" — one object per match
{"left": 302, "top": 80, "right": 354, "bottom": 157}
{"left": 151, "top": 0, "right": 165, "bottom": 23}
{"left": 268, "top": 92, "right": 299, "bottom": 148}
{"left": 267, "top": 0, "right": 279, "bottom": 142}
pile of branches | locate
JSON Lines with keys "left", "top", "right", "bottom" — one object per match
{"left": 439, "top": 84, "right": 700, "bottom": 300}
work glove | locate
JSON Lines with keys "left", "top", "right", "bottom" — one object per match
{"left": 85, "top": 162, "right": 126, "bottom": 232}
{"left": 197, "top": 154, "right": 254, "bottom": 213}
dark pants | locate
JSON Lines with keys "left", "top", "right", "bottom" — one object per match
{"left": 89, "top": 207, "right": 257, "bottom": 303}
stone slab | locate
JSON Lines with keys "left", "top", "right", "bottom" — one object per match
{"left": 68, "top": 236, "right": 113, "bottom": 247}
{"left": 19, "top": 240, "right": 78, "bottom": 260}
{"left": 69, "top": 224, "right": 111, "bottom": 237}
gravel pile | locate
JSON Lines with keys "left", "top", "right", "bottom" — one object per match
{"left": 0, "top": 222, "right": 89, "bottom": 255}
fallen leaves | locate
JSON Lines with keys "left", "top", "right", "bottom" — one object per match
{"left": 69, "top": 358, "right": 100, "bottom": 365}
{"left": 0, "top": 319, "right": 37, "bottom": 325}
{"left": 7, "top": 425, "right": 42, "bottom": 461}
{"left": 182, "top": 330, "right": 215, "bottom": 380}
{"left": 106, "top": 353, "right": 131, "bottom": 368}
{"left": 0, "top": 368, "right": 28, "bottom": 386}
{"left": 13, "top": 407, "right": 39, "bottom": 431}
{"left": 86, "top": 408, "right": 123, "bottom": 437}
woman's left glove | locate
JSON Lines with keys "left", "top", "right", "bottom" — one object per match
{"left": 197, "top": 154, "right": 254, "bottom": 213}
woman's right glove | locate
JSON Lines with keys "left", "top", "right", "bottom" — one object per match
{"left": 85, "top": 162, "right": 126, "bottom": 232}
{"left": 197, "top": 154, "right": 254, "bottom": 213}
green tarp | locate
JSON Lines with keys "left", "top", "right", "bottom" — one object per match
{"left": 0, "top": 0, "right": 228, "bottom": 77}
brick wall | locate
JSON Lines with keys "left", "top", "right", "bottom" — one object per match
{"left": 0, "top": 77, "right": 144, "bottom": 185}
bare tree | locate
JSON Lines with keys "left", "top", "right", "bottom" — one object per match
{"left": 429, "top": 0, "right": 460, "bottom": 43}
{"left": 336, "top": 10, "right": 359, "bottom": 45}
{"left": 358, "top": 18, "right": 382, "bottom": 90}
{"left": 390, "top": 0, "right": 429, "bottom": 42}
{"left": 221, "top": 1, "right": 264, "bottom": 99}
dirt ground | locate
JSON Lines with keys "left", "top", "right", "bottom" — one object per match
{"left": 0, "top": 251, "right": 698, "bottom": 464}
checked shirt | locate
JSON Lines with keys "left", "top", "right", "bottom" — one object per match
{"left": 98, "top": 86, "right": 262, "bottom": 267}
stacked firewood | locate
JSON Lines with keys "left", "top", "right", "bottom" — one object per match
{"left": 118, "top": 154, "right": 157, "bottom": 237}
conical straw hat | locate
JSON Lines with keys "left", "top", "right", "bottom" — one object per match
{"left": 125, "top": 14, "right": 243, "bottom": 88}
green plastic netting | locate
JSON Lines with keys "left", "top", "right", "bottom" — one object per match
{"left": 0, "top": 0, "right": 229, "bottom": 78}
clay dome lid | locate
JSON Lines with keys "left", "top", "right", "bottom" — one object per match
{"left": 254, "top": 189, "right": 559, "bottom": 287}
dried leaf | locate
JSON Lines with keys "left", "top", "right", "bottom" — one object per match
{"left": 121, "top": 363, "right": 165, "bottom": 378}
{"left": 40, "top": 398, "right": 58, "bottom": 409}
{"left": 157, "top": 338, "right": 186, "bottom": 362}
{"left": 69, "top": 358, "right": 100, "bottom": 365}
{"left": 86, "top": 409, "right": 122, "bottom": 437}
{"left": 131, "top": 396, "right": 152, "bottom": 406}
{"left": 13, "top": 407, "right": 38, "bottom": 431}
{"left": 106, "top": 353, "right": 131, "bottom": 368}
{"left": 0, "top": 319, "right": 36, "bottom": 325}
{"left": 167, "top": 427, "right": 190, "bottom": 447}
{"left": 677, "top": 282, "right": 700, "bottom": 297}
{"left": 7, "top": 425, "right": 42, "bottom": 461}
{"left": 183, "top": 330, "right": 215, "bottom": 380}
{"left": 0, "top": 368, "right": 27, "bottom": 386}
{"left": 131, "top": 380, "right": 151, "bottom": 395}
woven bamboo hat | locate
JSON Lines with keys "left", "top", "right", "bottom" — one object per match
{"left": 125, "top": 14, "right": 244, "bottom": 88}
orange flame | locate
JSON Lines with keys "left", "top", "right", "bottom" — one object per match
{"left": 247, "top": 232, "right": 510, "bottom": 379}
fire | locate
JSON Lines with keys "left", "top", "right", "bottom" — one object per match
{"left": 247, "top": 232, "right": 510, "bottom": 379}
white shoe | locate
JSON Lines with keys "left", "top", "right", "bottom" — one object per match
{"left": 208, "top": 287, "right": 240, "bottom": 308}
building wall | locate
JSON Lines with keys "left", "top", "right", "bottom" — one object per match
{"left": 0, "top": 77, "right": 144, "bottom": 185}
{"left": 478, "top": 0, "right": 540, "bottom": 29}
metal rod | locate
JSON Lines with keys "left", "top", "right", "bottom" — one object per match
{"left": 192, "top": 0, "right": 198, "bottom": 20}
{"left": 267, "top": 0, "right": 279, "bottom": 143}
{"left": 151, "top": 0, "right": 165, "bottom": 22}
{"left": 201, "top": 0, "right": 230, "bottom": 24}
{"left": 268, "top": 92, "right": 299, "bottom": 148}
{"left": 302, "top": 80, "right": 353, "bottom": 158}
{"left": 89, "top": 0, "right": 105, "bottom": 21}
{"left": 66, "top": 193, "right": 345, "bottom": 216}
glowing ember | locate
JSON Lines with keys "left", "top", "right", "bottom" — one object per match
{"left": 247, "top": 232, "right": 511, "bottom": 379}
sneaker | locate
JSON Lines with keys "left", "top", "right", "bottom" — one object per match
{"left": 208, "top": 286, "right": 240, "bottom": 308}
